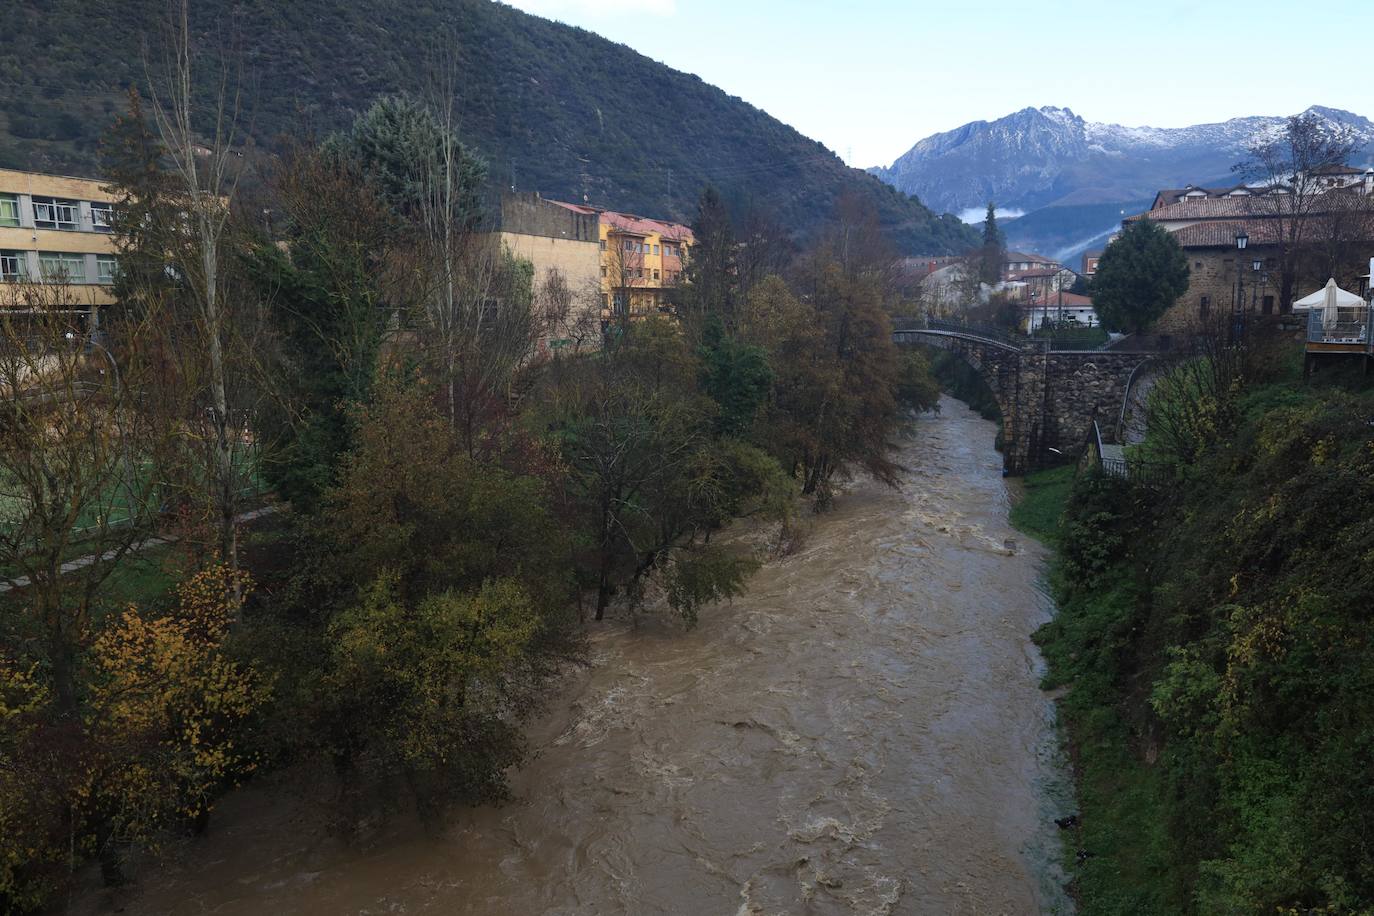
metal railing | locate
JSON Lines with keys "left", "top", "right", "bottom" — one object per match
{"left": 922, "top": 317, "right": 1024, "bottom": 347}
{"left": 894, "top": 315, "right": 1113, "bottom": 352}
{"left": 1307, "top": 304, "right": 1373, "bottom": 347}
{"left": 1086, "top": 420, "right": 1171, "bottom": 489}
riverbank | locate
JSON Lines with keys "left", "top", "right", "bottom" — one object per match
{"left": 1015, "top": 371, "right": 1374, "bottom": 914}
{"left": 73, "top": 396, "right": 1074, "bottom": 915}
{"left": 1010, "top": 463, "right": 1172, "bottom": 914}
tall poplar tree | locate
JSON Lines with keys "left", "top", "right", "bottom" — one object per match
{"left": 978, "top": 201, "right": 1004, "bottom": 286}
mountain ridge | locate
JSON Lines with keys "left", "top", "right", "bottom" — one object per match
{"left": 869, "top": 105, "right": 1374, "bottom": 261}
{"left": 0, "top": 0, "right": 977, "bottom": 256}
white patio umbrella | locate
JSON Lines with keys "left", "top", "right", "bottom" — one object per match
{"left": 1292, "top": 278, "right": 1363, "bottom": 331}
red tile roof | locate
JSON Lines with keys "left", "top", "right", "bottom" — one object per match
{"left": 1007, "top": 268, "right": 1071, "bottom": 281}
{"left": 1167, "top": 220, "right": 1284, "bottom": 248}
{"left": 548, "top": 198, "right": 694, "bottom": 242}
{"left": 1128, "top": 196, "right": 1275, "bottom": 222}
{"left": 1312, "top": 163, "right": 1368, "bottom": 176}
{"left": 1022, "top": 292, "right": 1093, "bottom": 309}
{"left": 602, "top": 210, "right": 695, "bottom": 242}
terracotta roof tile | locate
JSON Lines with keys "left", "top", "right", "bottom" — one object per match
{"left": 1167, "top": 220, "right": 1284, "bottom": 247}
{"left": 1007, "top": 268, "right": 1071, "bottom": 280}
{"left": 1022, "top": 292, "right": 1093, "bottom": 309}
{"left": 547, "top": 198, "right": 694, "bottom": 242}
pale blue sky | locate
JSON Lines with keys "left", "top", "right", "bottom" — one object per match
{"left": 502, "top": 0, "right": 1373, "bottom": 167}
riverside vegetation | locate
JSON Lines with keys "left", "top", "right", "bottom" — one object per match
{"left": 1021, "top": 341, "right": 1374, "bottom": 914}
{"left": 0, "top": 74, "right": 941, "bottom": 909}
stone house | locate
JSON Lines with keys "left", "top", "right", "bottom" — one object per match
{"left": 1120, "top": 189, "right": 1374, "bottom": 334}
{"left": 1003, "top": 250, "right": 1059, "bottom": 273}
{"left": 1003, "top": 266, "right": 1078, "bottom": 304}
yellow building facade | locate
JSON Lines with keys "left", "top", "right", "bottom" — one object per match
{"left": 493, "top": 192, "right": 604, "bottom": 353}
{"left": 546, "top": 200, "right": 693, "bottom": 321}
{"left": 0, "top": 168, "right": 120, "bottom": 309}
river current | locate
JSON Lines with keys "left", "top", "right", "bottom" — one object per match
{"left": 90, "top": 396, "right": 1073, "bottom": 915}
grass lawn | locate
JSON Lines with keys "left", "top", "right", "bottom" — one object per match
{"left": 1010, "top": 463, "right": 1075, "bottom": 545}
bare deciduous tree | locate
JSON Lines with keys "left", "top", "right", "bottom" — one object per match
{"left": 0, "top": 285, "right": 165, "bottom": 713}
{"left": 144, "top": 0, "right": 259, "bottom": 584}
{"left": 1235, "top": 112, "right": 1360, "bottom": 312}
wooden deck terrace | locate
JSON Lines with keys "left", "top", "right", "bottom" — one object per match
{"left": 1304, "top": 305, "right": 1373, "bottom": 374}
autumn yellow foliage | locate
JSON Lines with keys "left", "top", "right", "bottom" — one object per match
{"left": 0, "top": 564, "right": 268, "bottom": 908}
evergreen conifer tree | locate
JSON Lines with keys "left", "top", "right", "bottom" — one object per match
{"left": 978, "top": 202, "right": 1005, "bottom": 286}
{"left": 1091, "top": 218, "right": 1190, "bottom": 334}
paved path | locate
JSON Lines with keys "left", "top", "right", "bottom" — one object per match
{"left": 1121, "top": 368, "right": 1160, "bottom": 446}
{"left": 0, "top": 506, "right": 278, "bottom": 594}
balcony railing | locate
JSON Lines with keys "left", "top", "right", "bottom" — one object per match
{"left": 1306, "top": 304, "right": 1373, "bottom": 350}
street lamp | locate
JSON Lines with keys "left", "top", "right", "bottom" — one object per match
{"left": 1233, "top": 230, "right": 1249, "bottom": 340}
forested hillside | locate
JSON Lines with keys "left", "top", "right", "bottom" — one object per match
{"left": 0, "top": 0, "right": 975, "bottom": 255}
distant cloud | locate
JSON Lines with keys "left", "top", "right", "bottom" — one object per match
{"left": 958, "top": 206, "right": 1026, "bottom": 224}
{"left": 504, "top": 0, "right": 678, "bottom": 18}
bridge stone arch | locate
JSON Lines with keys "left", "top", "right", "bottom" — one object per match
{"left": 892, "top": 321, "right": 1156, "bottom": 475}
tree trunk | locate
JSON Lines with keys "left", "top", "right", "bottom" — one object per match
{"left": 595, "top": 568, "right": 610, "bottom": 621}
{"left": 202, "top": 216, "right": 240, "bottom": 596}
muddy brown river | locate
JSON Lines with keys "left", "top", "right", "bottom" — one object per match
{"left": 89, "top": 397, "right": 1073, "bottom": 915}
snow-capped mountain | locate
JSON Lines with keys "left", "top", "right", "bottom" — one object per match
{"left": 869, "top": 105, "right": 1374, "bottom": 263}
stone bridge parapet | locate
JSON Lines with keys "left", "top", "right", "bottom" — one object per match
{"left": 893, "top": 322, "right": 1156, "bottom": 474}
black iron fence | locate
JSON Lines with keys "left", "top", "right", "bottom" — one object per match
{"left": 1085, "top": 420, "right": 1172, "bottom": 489}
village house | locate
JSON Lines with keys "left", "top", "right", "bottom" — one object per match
{"left": 1003, "top": 250, "right": 1059, "bottom": 273}
{"left": 1003, "top": 265, "right": 1078, "bottom": 304}
{"left": 547, "top": 199, "right": 694, "bottom": 322}
{"left": 1022, "top": 291, "right": 1097, "bottom": 333}
{"left": 1121, "top": 179, "right": 1374, "bottom": 334}
{"left": 492, "top": 193, "right": 696, "bottom": 338}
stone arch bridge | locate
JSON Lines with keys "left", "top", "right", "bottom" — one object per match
{"left": 893, "top": 318, "right": 1157, "bottom": 475}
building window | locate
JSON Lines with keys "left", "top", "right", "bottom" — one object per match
{"left": 39, "top": 252, "right": 85, "bottom": 283}
{"left": 97, "top": 254, "right": 118, "bottom": 284}
{"left": 652, "top": 269, "right": 660, "bottom": 280}
{"left": 90, "top": 202, "right": 114, "bottom": 232}
{"left": 653, "top": 244, "right": 660, "bottom": 255}
{"left": 623, "top": 239, "right": 634, "bottom": 251}
{"left": 600, "top": 266, "right": 607, "bottom": 277}
{"left": 1262, "top": 295, "right": 1274, "bottom": 315}
{"left": 1199, "top": 295, "right": 1210, "bottom": 317}
{"left": 0, "top": 194, "right": 19, "bottom": 227}
{"left": 33, "top": 197, "right": 79, "bottom": 230}
{"left": 0, "top": 250, "right": 26, "bottom": 280}
{"left": 599, "top": 239, "right": 606, "bottom": 251}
